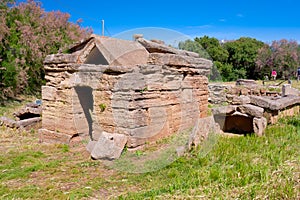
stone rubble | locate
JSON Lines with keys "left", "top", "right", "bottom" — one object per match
{"left": 208, "top": 81, "right": 283, "bottom": 104}
{"left": 0, "top": 101, "right": 42, "bottom": 129}
{"left": 14, "top": 102, "right": 42, "bottom": 120}
{"left": 211, "top": 82, "right": 300, "bottom": 135}
{"left": 212, "top": 104, "right": 267, "bottom": 136}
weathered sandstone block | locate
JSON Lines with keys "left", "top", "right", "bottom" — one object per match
{"left": 40, "top": 35, "right": 212, "bottom": 160}
{"left": 89, "top": 132, "right": 128, "bottom": 160}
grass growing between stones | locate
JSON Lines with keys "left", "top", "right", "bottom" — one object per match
{"left": 0, "top": 102, "right": 299, "bottom": 199}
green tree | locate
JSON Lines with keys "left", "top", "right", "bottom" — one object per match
{"left": 223, "top": 37, "right": 264, "bottom": 79}
{"left": 195, "top": 36, "right": 229, "bottom": 63}
{"left": 179, "top": 36, "right": 231, "bottom": 81}
{"left": 195, "top": 35, "right": 219, "bottom": 49}
{"left": 178, "top": 39, "right": 210, "bottom": 59}
{"left": 214, "top": 61, "right": 246, "bottom": 81}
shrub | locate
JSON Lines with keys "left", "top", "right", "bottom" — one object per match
{"left": 0, "top": 0, "right": 92, "bottom": 100}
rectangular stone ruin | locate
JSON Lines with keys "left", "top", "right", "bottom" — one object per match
{"left": 250, "top": 94, "right": 300, "bottom": 124}
{"left": 212, "top": 88, "right": 300, "bottom": 136}
{"left": 39, "top": 34, "right": 213, "bottom": 152}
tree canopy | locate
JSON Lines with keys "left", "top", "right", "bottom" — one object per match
{"left": 179, "top": 36, "right": 300, "bottom": 81}
{"left": 0, "top": 0, "right": 92, "bottom": 100}
{"left": 256, "top": 39, "right": 299, "bottom": 79}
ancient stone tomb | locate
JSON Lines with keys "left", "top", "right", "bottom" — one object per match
{"left": 210, "top": 82, "right": 300, "bottom": 136}
{"left": 39, "top": 34, "right": 212, "bottom": 157}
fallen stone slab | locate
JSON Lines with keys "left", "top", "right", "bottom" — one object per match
{"left": 0, "top": 116, "right": 41, "bottom": 129}
{"left": 282, "top": 84, "right": 300, "bottom": 96}
{"left": 0, "top": 117, "right": 19, "bottom": 128}
{"left": 38, "top": 128, "right": 72, "bottom": 144}
{"left": 17, "top": 117, "right": 41, "bottom": 128}
{"left": 90, "top": 132, "right": 128, "bottom": 160}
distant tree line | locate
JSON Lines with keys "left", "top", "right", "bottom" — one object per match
{"left": 0, "top": 0, "right": 91, "bottom": 100}
{"left": 179, "top": 36, "right": 300, "bottom": 82}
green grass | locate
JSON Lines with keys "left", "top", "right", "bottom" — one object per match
{"left": 107, "top": 128, "right": 191, "bottom": 173}
{"left": 116, "top": 121, "right": 299, "bottom": 199}
{"left": 291, "top": 80, "right": 300, "bottom": 90}
{"left": 0, "top": 101, "right": 299, "bottom": 199}
{"left": 0, "top": 100, "right": 23, "bottom": 118}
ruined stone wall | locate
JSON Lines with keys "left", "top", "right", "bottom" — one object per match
{"left": 263, "top": 105, "right": 300, "bottom": 124}
{"left": 39, "top": 52, "right": 211, "bottom": 148}
{"left": 209, "top": 81, "right": 300, "bottom": 136}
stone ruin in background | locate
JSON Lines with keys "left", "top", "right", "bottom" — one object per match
{"left": 209, "top": 80, "right": 300, "bottom": 136}
{"left": 39, "top": 34, "right": 214, "bottom": 159}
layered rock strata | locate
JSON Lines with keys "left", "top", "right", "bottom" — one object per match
{"left": 39, "top": 35, "right": 213, "bottom": 158}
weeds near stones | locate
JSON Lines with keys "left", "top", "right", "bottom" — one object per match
{"left": 135, "top": 150, "right": 144, "bottom": 157}
{"left": 139, "top": 87, "right": 148, "bottom": 93}
{"left": 99, "top": 103, "right": 106, "bottom": 112}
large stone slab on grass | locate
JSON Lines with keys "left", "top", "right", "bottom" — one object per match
{"left": 0, "top": 117, "right": 19, "bottom": 128}
{"left": 38, "top": 128, "right": 71, "bottom": 144}
{"left": 91, "top": 132, "right": 128, "bottom": 160}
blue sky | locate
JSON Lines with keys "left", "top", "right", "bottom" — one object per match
{"left": 37, "top": 0, "right": 300, "bottom": 43}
